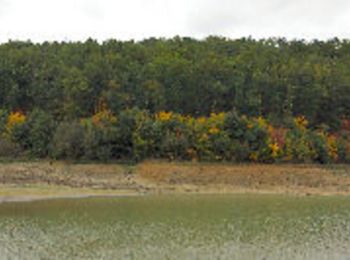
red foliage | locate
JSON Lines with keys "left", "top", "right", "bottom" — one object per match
{"left": 341, "top": 119, "right": 350, "bottom": 131}
{"left": 270, "top": 127, "right": 287, "bottom": 148}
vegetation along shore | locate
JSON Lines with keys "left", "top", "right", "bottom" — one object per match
{"left": 0, "top": 38, "right": 349, "bottom": 163}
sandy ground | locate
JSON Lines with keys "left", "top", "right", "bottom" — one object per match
{"left": 0, "top": 161, "right": 350, "bottom": 202}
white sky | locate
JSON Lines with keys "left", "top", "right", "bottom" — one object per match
{"left": 0, "top": 0, "right": 349, "bottom": 42}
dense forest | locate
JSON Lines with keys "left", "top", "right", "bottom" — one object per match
{"left": 0, "top": 37, "right": 349, "bottom": 163}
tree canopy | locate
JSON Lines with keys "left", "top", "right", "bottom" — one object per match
{"left": 0, "top": 37, "right": 349, "bottom": 126}
{"left": 0, "top": 37, "right": 349, "bottom": 162}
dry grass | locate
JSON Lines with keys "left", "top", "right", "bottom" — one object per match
{"left": 0, "top": 161, "right": 139, "bottom": 190}
{"left": 0, "top": 161, "right": 350, "bottom": 199}
{"left": 137, "top": 161, "right": 350, "bottom": 195}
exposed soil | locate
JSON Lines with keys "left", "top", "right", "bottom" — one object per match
{"left": 0, "top": 161, "right": 350, "bottom": 202}
{"left": 0, "top": 162, "right": 141, "bottom": 190}
{"left": 137, "top": 162, "right": 350, "bottom": 195}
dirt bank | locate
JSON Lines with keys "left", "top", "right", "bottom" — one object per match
{"left": 138, "top": 162, "right": 350, "bottom": 195}
{"left": 0, "top": 161, "right": 350, "bottom": 201}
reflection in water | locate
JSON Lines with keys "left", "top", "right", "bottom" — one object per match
{"left": 0, "top": 195, "right": 350, "bottom": 259}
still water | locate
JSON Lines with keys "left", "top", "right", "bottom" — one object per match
{"left": 0, "top": 194, "right": 350, "bottom": 259}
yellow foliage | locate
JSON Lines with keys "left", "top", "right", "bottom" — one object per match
{"left": 175, "top": 114, "right": 190, "bottom": 123}
{"left": 284, "top": 138, "right": 293, "bottom": 161}
{"left": 294, "top": 116, "right": 308, "bottom": 130}
{"left": 268, "top": 142, "right": 280, "bottom": 158}
{"left": 249, "top": 152, "right": 258, "bottom": 162}
{"left": 208, "top": 112, "right": 225, "bottom": 129}
{"left": 208, "top": 127, "right": 220, "bottom": 135}
{"left": 256, "top": 116, "right": 267, "bottom": 128}
{"left": 327, "top": 135, "right": 338, "bottom": 160}
{"left": 184, "top": 116, "right": 195, "bottom": 127}
{"left": 210, "top": 112, "right": 225, "bottom": 122}
{"left": 197, "top": 117, "right": 207, "bottom": 124}
{"left": 156, "top": 111, "right": 173, "bottom": 121}
{"left": 6, "top": 112, "right": 26, "bottom": 132}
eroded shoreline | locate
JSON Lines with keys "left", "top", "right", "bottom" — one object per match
{"left": 0, "top": 161, "right": 350, "bottom": 202}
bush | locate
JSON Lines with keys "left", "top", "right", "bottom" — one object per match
{"left": 309, "top": 132, "right": 330, "bottom": 163}
{"left": 115, "top": 108, "right": 150, "bottom": 160}
{"left": 232, "top": 140, "right": 251, "bottom": 162}
{"left": 335, "top": 137, "right": 349, "bottom": 163}
{"left": 224, "top": 110, "right": 247, "bottom": 140}
{"left": 50, "top": 121, "right": 85, "bottom": 160}
{"left": 132, "top": 117, "right": 162, "bottom": 160}
{"left": 0, "top": 108, "right": 348, "bottom": 163}
{"left": 10, "top": 119, "right": 30, "bottom": 149}
{"left": 0, "top": 109, "right": 8, "bottom": 134}
{"left": 0, "top": 138, "right": 23, "bottom": 158}
{"left": 283, "top": 117, "right": 314, "bottom": 162}
{"left": 158, "top": 116, "right": 193, "bottom": 160}
{"left": 244, "top": 117, "right": 271, "bottom": 162}
{"left": 5, "top": 111, "right": 28, "bottom": 148}
{"left": 209, "top": 132, "right": 235, "bottom": 161}
{"left": 26, "top": 109, "right": 56, "bottom": 157}
{"left": 82, "top": 120, "right": 119, "bottom": 161}
{"left": 160, "top": 130, "right": 191, "bottom": 160}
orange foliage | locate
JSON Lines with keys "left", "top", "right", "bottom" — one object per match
{"left": 6, "top": 112, "right": 26, "bottom": 132}
{"left": 91, "top": 109, "right": 117, "bottom": 127}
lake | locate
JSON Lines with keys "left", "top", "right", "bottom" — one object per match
{"left": 0, "top": 194, "right": 350, "bottom": 259}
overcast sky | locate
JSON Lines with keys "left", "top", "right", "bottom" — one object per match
{"left": 0, "top": 0, "right": 349, "bottom": 42}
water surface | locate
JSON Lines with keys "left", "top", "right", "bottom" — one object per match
{"left": 0, "top": 194, "right": 350, "bottom": 259}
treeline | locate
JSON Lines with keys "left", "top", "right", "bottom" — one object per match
{"left": 0, "top": 37, "right": 349, "bottom": 162}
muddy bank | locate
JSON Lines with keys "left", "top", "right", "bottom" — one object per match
{"left": 0, "top": 161, "right": 350, "bottom": 201}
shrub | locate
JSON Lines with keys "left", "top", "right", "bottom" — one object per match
{"left": 0, "top": 138, "right": 23, "bottom": 158}
{"left": 0, "top": 109, "right": 9, "bottom": 134}
{"left": 224, "top": 111, "right": 247, "bottom": 140}
{"left": 132, "top": 117, "right": 162, "bottom": 160}
{"left": 0, "top": 107, "right": 348, "bottom": 163}
{"left": 5, "top": 111, "right": 27, "bottom": 144}
{"left": 114, "top": 108, "right": 149, "bottom": 159}
{"left": 50, "top": 121, "right": 85, "bottom": 160}
{"left": 7, "top": 110, "right": 55, "bottom": 157}
{"left": 232, "top": 140, "right": 251, "bottom": 162}
{"left": 309, "top": 132, "right": 330, "bottom": 163}
{"left": 154, "top": 112, "right": 193, "bottom": 160}
{"left": 82, "top": 119, "right": 119, "bottom": 161}
{"left": 25, "top": 109, "right": 56, "bottom": 157}
{"left": 335, "top": 137, "right": 349, "bottom": 163}
{"left": 209, "top": 132, "right": 235, "bottom": 161}
{"left": 283, "top": 117, "right": 315, "bottom": 162}
{"left": 6, "top": 111, "right": 26, "bottom": 134}
{"left": 10, "top": 119, "right": 30, "bottom": 150}
{"left": 244, "top": 117, "right": 271, "bottom": 162}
